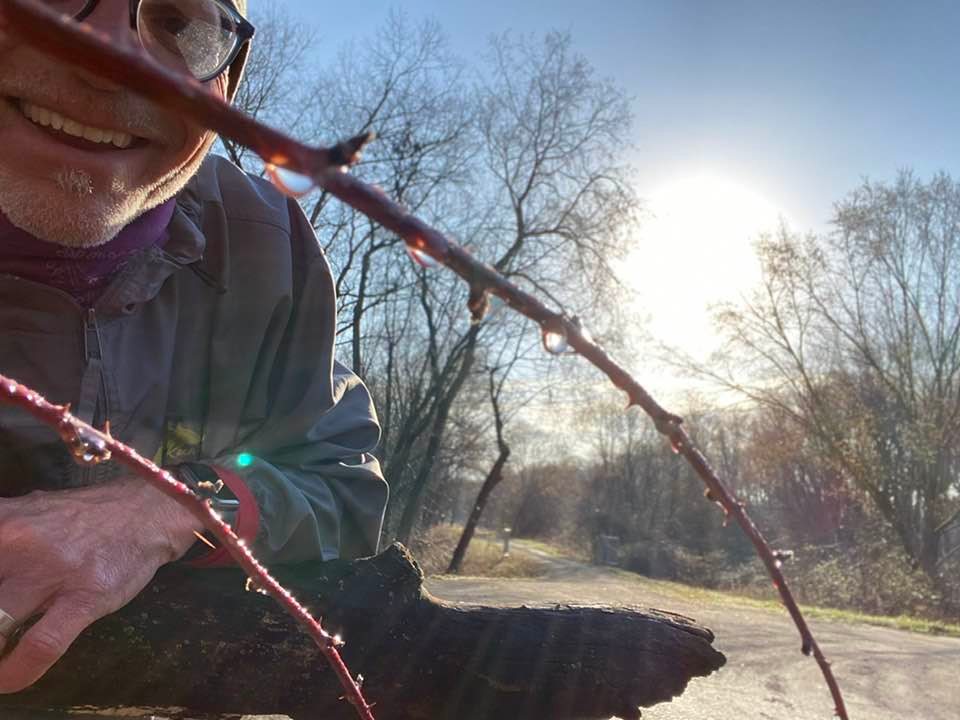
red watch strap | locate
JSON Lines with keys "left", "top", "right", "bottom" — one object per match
{"left": 189, "top": 464, "right": 261, "bottom": 568}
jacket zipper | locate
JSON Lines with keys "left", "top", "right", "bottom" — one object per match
{"left": 78, "top": 308, "right": 109, "bottom": 484}
{"left": 84, "top": 308, "right": 101, "bottom": 361}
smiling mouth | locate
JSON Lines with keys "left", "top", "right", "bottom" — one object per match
{"left": 8, "top": 97, "right": 147, "bottom": 152}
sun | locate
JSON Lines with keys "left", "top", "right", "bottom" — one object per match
{"left": 620, "top": 172, "right": 783, "bottom": 361}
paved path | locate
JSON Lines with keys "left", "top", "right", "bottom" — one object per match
{"left": 425, "top": 540, "right": 960, "bottom": 720}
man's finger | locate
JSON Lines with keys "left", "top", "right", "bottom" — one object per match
{"left": 0, "top": 581, "right": 53, "bottom": 657}
{"left": 0, "top": 594, "right": 97, "bottom": 694}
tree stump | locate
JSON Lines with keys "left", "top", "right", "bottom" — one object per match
{"left": 1, "top": 543, "right": 725, "bottom": 720}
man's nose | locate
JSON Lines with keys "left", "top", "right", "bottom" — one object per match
{"left": 72, "top": 0, "right": 140, "bottom": 92}
{"left": 81, "top": 0, "right": 140, "bottom": 51}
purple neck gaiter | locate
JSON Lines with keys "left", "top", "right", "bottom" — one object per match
{"left": 0, "top": 200, "right": 176, "bottom": 308}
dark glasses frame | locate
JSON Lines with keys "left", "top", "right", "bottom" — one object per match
{"left": 71, "top": 0, "right": 255, "bottom": 82}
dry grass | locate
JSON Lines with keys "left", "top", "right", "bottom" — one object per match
{"left": 410, "top": 524, "right": 549, "bottom": 578}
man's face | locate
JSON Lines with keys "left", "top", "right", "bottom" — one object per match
{"left": 0, "top": 0, "right": 228, "bottom": 247}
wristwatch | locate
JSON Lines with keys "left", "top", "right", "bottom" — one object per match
{"left": 172, "top": 462, "right": 243, "bottom": 561}
{"left": 172, "top": 462, "right": 241, "bottom": 527}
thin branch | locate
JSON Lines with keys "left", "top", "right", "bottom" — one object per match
{"left": 1, "top": 2, "right": 848, "bottom": 718}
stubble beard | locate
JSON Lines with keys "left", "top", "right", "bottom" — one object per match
{"left": 1, "top": 162, "right": 135, "bottom": 248}
{"left": 0, "top": 158, "right": 201, "bottom": 249}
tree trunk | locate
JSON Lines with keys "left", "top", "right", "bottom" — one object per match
{"left": 394, "top": 326, "right": 481, "bottom": 544}
{"left": 2, "top": 544, "right": 724, "bottom": 720}
{"left": 447, "top": 446, "right": 510, "bottom": 574}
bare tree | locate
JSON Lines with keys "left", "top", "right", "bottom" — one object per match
{"left": 708, "top": 171, "right": 960, "bottom": 582}
{"left": 445, "top": 366, "right": 511, "bottom": 574}
{"left": 445, "top": 329, "right": 543, "bottom": 573}
{"left": 389, "top": 31, "right": 639, "bottom": 543}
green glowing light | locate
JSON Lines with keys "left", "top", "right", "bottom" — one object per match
{"left": 236, "top": 452, "right": 255, "bottom": 468}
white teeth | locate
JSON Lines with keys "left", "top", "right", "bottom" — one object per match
{"left": 62, "top": 118, "right": 83, "bottom": 137}
{"left": 18, "top": 100, "right": 135, "bottom": 149}
{"left": 33, "top": 106, "right": 51, "bottom": 126}
{"left": 82, "top": 126, "right": 105, "bottom": 143}
{"left": 111, "top": 130, "right": 133, "bottom": 149}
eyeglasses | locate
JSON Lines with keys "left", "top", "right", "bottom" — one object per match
{"left": 43, "top": 0, "right": 255, "bottom": 83}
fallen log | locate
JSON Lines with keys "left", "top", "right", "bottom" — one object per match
{"left": 2, "top": 543, "right": 724, "bottom": 720}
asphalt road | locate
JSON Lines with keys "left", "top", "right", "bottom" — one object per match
{"left": 425, "top": 541, "right": 960, "bottom": 720}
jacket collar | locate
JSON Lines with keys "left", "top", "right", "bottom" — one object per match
{"left": 94, "top": 200, "right": 209, "bottom": 315}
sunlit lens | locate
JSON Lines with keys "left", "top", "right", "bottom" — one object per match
{"left": 137, "top": 0, "right": 238, "bottom": 80}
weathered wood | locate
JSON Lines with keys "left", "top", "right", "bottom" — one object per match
{"left": 2, "top": 543, "right": 724, "bottom": 720}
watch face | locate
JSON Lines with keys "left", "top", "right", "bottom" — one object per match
{"left": 174, "top": 462, "right": 240, "bottom": 515}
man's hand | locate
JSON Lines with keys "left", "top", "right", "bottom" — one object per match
{"left": 0, "top": 478, "right": 204, "bottom": 692}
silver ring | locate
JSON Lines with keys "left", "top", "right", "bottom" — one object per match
{"left": 0, "top": 608, "right": 19, "bottom": 638}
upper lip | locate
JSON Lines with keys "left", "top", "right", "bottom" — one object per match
{"left": 7, "top": 93, "right": 155, "bottom": 143}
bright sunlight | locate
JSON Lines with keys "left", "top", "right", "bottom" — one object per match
{"left": 621, "top": 172, "right": 783, "bottom": 361}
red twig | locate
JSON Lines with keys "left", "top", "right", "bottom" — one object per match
{"left": 0, "top": 375, "right": 376, "bottom": 720}
{"left": 1, "top": 0, "right": 848, "bottom": 717}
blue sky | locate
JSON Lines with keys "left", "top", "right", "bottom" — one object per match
{"left": 279, "top": 0, "right": 959, "bottom": 231}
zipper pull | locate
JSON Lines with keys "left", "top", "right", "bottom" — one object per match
{"left": 83, "top": 308, "right": 103, "bottom": 361}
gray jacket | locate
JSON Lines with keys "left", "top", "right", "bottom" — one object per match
{"left": 0, "top": 155, "right": 388, "bottom": 563}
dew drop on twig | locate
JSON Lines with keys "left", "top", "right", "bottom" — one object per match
{"left": 542, "top": 328, "right": 569, "bottom": 355}
{"left": 265, "top": 164, "right": 316, "bottom": 197}
{"left": 406, "top": 245, "right": 440, "bottom": 269}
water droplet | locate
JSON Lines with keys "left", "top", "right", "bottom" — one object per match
{"left": 775, "top": 559, "right": 783, "bottom": 569}
{"left": 406, "top": 244, "right": 440, "bottom": 269}
{"left": 670, "top": 438, "right": 683, "bottom": 454}
{"left": 542, "top": 328, "right": 569, "bottom": 355}
{"left": 265, "top": 164, "right": 316, "bottom": 197}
